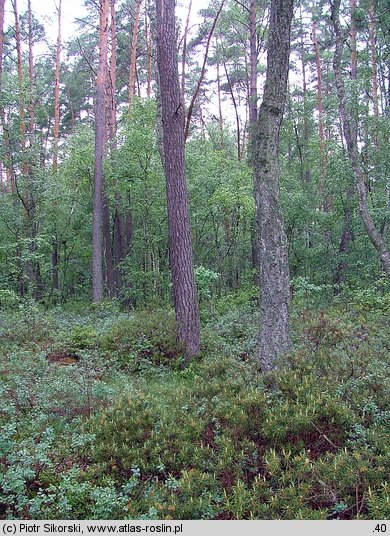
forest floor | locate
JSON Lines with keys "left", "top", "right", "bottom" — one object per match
{"left": 0, "top": 293, "right": 389, "bottom": 519}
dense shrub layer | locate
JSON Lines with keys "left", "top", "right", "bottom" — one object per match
{"left": 0, "top": 298, "right": 389, "bottom": 519}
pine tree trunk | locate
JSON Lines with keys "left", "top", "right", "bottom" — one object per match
{"left": 146, "top": 0, "right": 153, "bottom": 98}
{"left": 253, "top": 0, "right": 293, "bottom": 372}
{"left": 156, "top": 0, "right": 200, "bottom": 359}
{"left": 129, "top": 0, "right": 141, "bottom": 106}
{"left": 331, "top": 0, "right": 390, "bottom": 280}
{"left": 92, "top": 0, "right": 109, "bottom": 302}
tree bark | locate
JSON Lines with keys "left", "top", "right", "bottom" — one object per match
{"left": 331, "top": 0, "right": 390, "bottom": 280}
{"left": 253, "top": 0, "right": 293, "bottom": 372}
{"left": 92, "top": 0, "right": 109, "bottom": 302}
{"left": 156, "top": 0, "right": 200, "bottom": 359}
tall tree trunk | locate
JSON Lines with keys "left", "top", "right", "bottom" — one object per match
{"left": 369, "top": 0, "right": 379, "bottom": 146}
{"left": 27, "top": 0, "right": 35, "bottom": 143}
{"left": 92, "top": 0, "right": 109, "bottom": 303}
{"left": 331, "top": 0, "right": 390, "bottom": 279}
{"left": 248, "top": 0, "right": 259, "bottom": 272}
{"left": 13, "top": 0, "right": 27, "bottom": 177}
{"left": 335, "top": 0, "right": 356, "bottom": 289}
{"left": 108, "top": 0, "right": 126, "bottom": 294}
{"left": 156, "top": 0, "right": 200, "bottom": 359}
{"left": 146, "top": 1, "right": 153, "bottom": 98}
{"left": 253, "top": 0, "right": 293, "bottom": 372}
{"left": 129, "top": 0, "right": 141, "bottom": 106}
{"left": 52, "top": 0, "right": 62, "bottom": 294}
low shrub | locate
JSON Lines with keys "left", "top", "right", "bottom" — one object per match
{"left": 101, "top": 309, "right": 184, "bottom": 367}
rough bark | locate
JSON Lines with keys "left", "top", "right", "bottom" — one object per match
{"left": 129, "top": 0, "right": 142, "bottom": 106}
{"left": 92, "top": 0, "right": 109, "bottom": 302}
{"left": 331, "top": 0, "right": 390, "bottom": 280}
{"left": 253, "top": 0, "right": 293, "bottom": 372}
{"left": 156, "top": 0, "right": 200, "bottom": 359}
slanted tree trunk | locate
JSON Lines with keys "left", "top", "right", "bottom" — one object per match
{"left": 129, "top": 0, "right": 142, "bottom": 106}
{"left": 331, "top": 0, "right": 390, "bottom": 279}
{"left": 92, "top": 0, "right": 109, "bottom": 303}
{"left": 156, "top": 0, "right": 200, "bottom": 359}
{"left": 253, "top": 0, "right": 294, "bottom": 372}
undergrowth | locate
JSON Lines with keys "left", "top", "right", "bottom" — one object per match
{"left": 0, "top": 293, "right": 389, "bottom": 519}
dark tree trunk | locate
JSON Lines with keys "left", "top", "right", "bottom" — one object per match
{"left": 253, "top": 0, "right": 293, "bottom": 372}
{"left": 156, "top": 0, "right": 200, "bottom": 359}
{"left": 331, "top": 0, "right": 390, "bottom": 280}
{"left": 92, "top": 0, "right": 109, "bottom": 302}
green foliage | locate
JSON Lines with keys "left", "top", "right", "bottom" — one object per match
{"left": 0, "top": 301, "right": 389, "bottom": 519}
{"left": 194, "top": 266, "right": 220, "bottom": 301}
{"left": 101, "top": 309, "right": 184, "bottom": 367}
